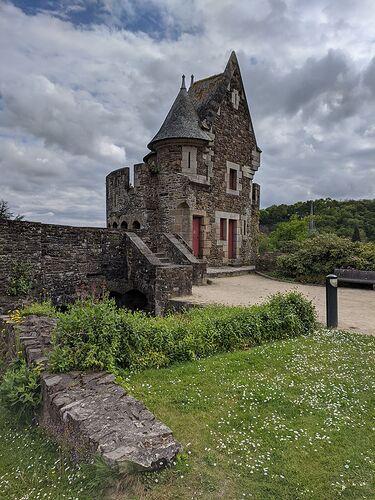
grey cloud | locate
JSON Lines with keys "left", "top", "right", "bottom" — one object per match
{"left": 363, "top": 57, "right": 375, "bottom": 96}
{"left": 284, "top": 50, "right": 348, "bottom": 114}
{"left": 0, "top": 0, "right": 374, "bottom": 224}
{"left": 0, "top": 74, "right": 125, "bottom": 164}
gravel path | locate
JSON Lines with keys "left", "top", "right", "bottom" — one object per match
{"left": 177, "top": 273, "right": 375, "bottom": 335}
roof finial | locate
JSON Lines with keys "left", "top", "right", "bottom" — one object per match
{"left": 190, "top": 74, "right": 194, "bottom": 87}
{"left": 181, "top": 74, "right": 186, "bottom": 90}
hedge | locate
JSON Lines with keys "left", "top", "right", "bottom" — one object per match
{"left": 48, "top": 292, "right": 317, "bottom": 373}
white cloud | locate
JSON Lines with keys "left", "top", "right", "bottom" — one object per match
{"left": 0, "top": 0, "right": 374, "bottom": 224}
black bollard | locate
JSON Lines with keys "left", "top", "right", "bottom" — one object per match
{"left": 326, "top": 274, "right": 338, "bottom": 328}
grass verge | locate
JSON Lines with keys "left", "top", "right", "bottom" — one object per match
{"left": 121, "top": 329, "right": 374, "bottom": 499}
{"left": 0, "top": 329, "right": 373, "bottom": 499}
{"left": 0, "top": 404, "right": 115, "bottom": 499}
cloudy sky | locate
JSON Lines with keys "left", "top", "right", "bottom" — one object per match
{"left": 0, "top": 0, "right": 374, "bottom": 226}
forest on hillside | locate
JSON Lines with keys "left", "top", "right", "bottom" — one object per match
{"left": 260, "top": 198, "right": 375, "bottom": 242}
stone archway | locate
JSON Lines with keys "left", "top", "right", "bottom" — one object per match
{"left": 109, "top": 289, "right": 148, "bottom": 311}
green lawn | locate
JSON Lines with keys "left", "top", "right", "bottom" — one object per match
{"left": 0, "top": 330, "right": 374, "bottom": 499}
{"left": 0, "top": 405, "right": 113, "bottom": 499}
{"left": 123, "top": 329, "right": 374, "bottom": 499}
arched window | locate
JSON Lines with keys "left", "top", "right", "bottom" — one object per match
{"left": 132, "top": 220, "right": 141, "bottom": 230}
{"left": 112, "top": 222, "right": 118, "bottom": 228}
{"left": 121, "top": 221, "right": 128, "bottom": 229}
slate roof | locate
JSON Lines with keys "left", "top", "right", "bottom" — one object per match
{"left": 189, "top": 51, "right": 261, "bottom": 151}
{"left": 147, "top": 76, "right": 211, "bottom": 150}
{"left": 147, "top": 51, "right": 260, "bottom": 152}
{"left": 189, "top": 51, "right": 237, "bottom": 128}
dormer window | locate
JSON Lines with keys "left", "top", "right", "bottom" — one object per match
{"left": 231, "top": 89, "right": 240, "bottom": 110}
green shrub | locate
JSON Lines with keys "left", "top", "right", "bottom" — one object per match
{"left": 7, "top": 261, "right": 33, "bottom": 296}
{"left": 268, "top": 215, "right": 309, "bottom": 250}
{"left": 49, "top": 298, "right": 122, "bottom": 372}
{"left": 20, "top": 300, "right": 57, "bottom": 318}
{"left": 49, "top": 292, "right": 317, "bottom": 373}
{"left": 358, "top": 242, "right": 375, "bottom": 270}
{"left": 276, "top": 233, "right": 375, "bottom": 283}
{"left": 0, "top": 360, "right": 42, "bottom": 417}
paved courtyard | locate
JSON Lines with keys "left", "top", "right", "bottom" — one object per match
{"left": 177, "top": 273, "right": 375, "bottom": 335}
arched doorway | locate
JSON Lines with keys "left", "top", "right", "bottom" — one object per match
{"left": 112, "top": 222, "right": 118, "bottom": 228}
{"left": 121, "top": 221, "right": 128, "bottom": 229}
{"left": 132, "top": 220, "right": 141, "bottom": 230}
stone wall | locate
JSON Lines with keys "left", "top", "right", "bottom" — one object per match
{"left": 125, "top": 232, "right": 193, "bottom": 314}
{"left": 0, "top": 220, "right": 199, "bottom": 314}
{"left": 160, "top": 233, "right": 207, "bottom": 285}
{"left": 1, "top": 315, "right": 181, "bottom": 471}
{"left": 0, "top": 219, "right": 127, "bottom": 306}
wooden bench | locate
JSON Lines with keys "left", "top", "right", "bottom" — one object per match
{"left": 334, "top": 269, "right": 375, "bottom": 289}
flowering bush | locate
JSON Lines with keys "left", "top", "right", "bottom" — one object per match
{"left": 276, "top": 233, "right": 375, "bottom": 283}
{"left": 49, "top": 298, "right": 122, "bottom": 372}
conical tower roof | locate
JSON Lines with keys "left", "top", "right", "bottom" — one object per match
{"left": 147, "top": 75, "right": 210, "bottom": 150}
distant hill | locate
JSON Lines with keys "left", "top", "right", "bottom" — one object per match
{"left": 260, "top": 198, "right": 375, "bottom": 242}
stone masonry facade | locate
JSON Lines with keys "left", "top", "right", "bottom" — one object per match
{"left": 107, "top": 52, "right": 261, "bottom": 266}
{"left": 0, "top": 220, "right": 195, "bottom": 315}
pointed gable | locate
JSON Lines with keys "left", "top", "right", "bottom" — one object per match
{"left": 148, "top": 76, "right": 211, "bottom": 150}
{"left": 189, "top": 51, "right": 260, "bottom": 151}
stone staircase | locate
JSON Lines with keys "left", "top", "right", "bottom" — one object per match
{"left": 154, "top": 252, "right": 174, "bottom": 266}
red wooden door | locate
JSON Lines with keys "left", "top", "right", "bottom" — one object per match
{"left": 192, "top": 216, "right": 202, "bottom": 257}
{"left": 228, "top": 219, "right": 237, "bottom": 259}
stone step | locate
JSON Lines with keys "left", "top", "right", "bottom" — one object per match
{"left": 154, "top": 252, "right": 173, "bottom": 265}
{"left": 207, "top": 266, "right": 255, "bottom": 278}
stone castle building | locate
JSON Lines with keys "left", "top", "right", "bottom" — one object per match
{"left": 0, "top": 52, "right": 261, "bottom": 314}
{"left": 106, "top": 51, "right": 261, "bottom": 266}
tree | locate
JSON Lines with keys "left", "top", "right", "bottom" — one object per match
{"left": 352, "top": 225, "right": 361, "bottom": 242}
{"left": 0, "top": 200, "right": 23, "bottom": 221}
{"left": 268, "top": 215, "right": 309, "bottom": 251}
{"left": 260, "top": 198, "right": 375, "bottom": 242}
